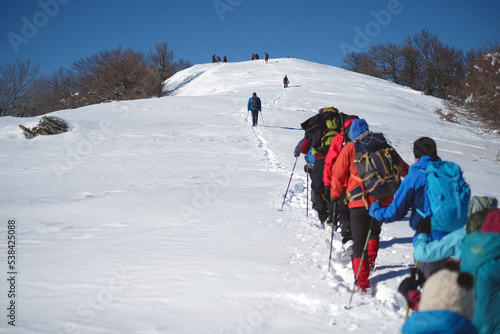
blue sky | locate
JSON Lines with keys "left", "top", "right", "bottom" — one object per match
{"left": 1, "top": 0, "right": 499, "bottom": 74}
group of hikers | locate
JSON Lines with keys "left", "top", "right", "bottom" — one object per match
{"left": 212, "top": 54, "right": 227, "bottom": 63}
{"left": 251, "top": 52, "right": 269, "bottom": 63}
{"left": 291, "top": 107, "right": 499, "bottom": 333}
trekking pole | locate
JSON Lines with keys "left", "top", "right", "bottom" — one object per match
{"left": 404, "top": 260, "right": 419, "bottom": 321}
{"left": 246, "top": 110, "right": 249, "bottom": 122}
{"left": 328, "top": 202, "right": 339, "bottom": 272}
{"left": 260, "top": 111, "right": 265, "bottom": 127}
{"left": 346, "top": 216, "right": 374, "bottom": 309}
{"left": 279, "top": 156, "right": 298, "bottom": 211}
{"left": 306, "top": 171, "right": 309, "bottom": 217}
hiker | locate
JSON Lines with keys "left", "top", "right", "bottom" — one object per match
{"left": 247, "top": 92, "right": 261, "bottom": 127}
{"left": 251, "top": 53, "right": 255, "bottom": 60}
{"left": 369, "top": 137, "right": 470, "bottom": 278}
{"left": 283, "top": 75, "right": 289, "bottom": 88}
{"left": 295, "top": 138, "right": 316, "bottom": 210}
{"left": 323, "top": 114, "right": 359, "bottom": 250}
{"left": 223, "top": 56, "right": 227, "bottom": 63}
{"left": 299, "top": 108, "right": 342, "bottom": 228}
{"left": 255, "top": 54, "right": 259, "bottom": 60}
{"left": 212, "top": 54, "right": 216, "bottom": 63}
{"left": 401, "top": 261, "right": 478, "bottom": 334}
{"left": 330, "top": 119, "right": 408, "bottom": 293}
{"left": 397, "top": 197, "right": 498, "bottom": 315}
{"left": 264, "top": 52, "right": 269, "bottom": 64}
{"left": 460, "top": 208, "right": 500, "bottom": 333}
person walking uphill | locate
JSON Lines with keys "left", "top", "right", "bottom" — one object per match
{"left": 330, "top": 119, "right": 409, "bottom": 293}
{"left": 247, "top": 92, "right": 262, "bottom": 127}
{"left": 283, "top": 75, "right": 289, "bottom": 88}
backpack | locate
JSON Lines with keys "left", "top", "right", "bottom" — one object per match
{"left": 251, "top": 97, "right": 259, "bottom": 109}
{"left": 349, "top": 132, "right": 402, "bottom": 204}
{"left": 419, "top": 161, "right": 471, "bottom": 233}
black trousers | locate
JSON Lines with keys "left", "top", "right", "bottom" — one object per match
{"left": 251, "top": 110, "right": 259, "bottom": 125}
{"left": 350, "top": 207, "right": 382, "bottom": 258}
{"left": 311, "top": 158, "right": 328, "bottom": 222}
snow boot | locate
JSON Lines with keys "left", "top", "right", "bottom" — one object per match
{"left": 352, "top": 257, "right": 371, "bottom": 294}
{"left": 367, "top": 239, "right": 379, "bottom": 271}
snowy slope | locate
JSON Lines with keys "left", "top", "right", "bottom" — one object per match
{"left": 0, "top": 58, "right": 499, "bottom": 333}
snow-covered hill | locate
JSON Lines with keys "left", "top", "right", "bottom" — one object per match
{"left": 1, "top": 58, "right": 499, "bottom": 333}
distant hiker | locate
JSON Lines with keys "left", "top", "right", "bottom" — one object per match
{"left": 223, "top": 56, "right": 227, "bottom": 63}
{"left": 283, "top": 75, "right": 289, "bottom": 88}
{"left": 212, "top": 54, "right": 216, "bottom": 63}
{"left": 264, "top": 52, "right": 269, "bottom": 64}
{"left": 255, "top": 54, "right": 260, "bottom": 60}
{"left": 251, "top": 53, "right": 255, "bottom": 60}
{"left": 330, "top": 119, "right": 408, "bottom": 294}
{"left": 247, "top": 92, "right": 261, "bottom": 127}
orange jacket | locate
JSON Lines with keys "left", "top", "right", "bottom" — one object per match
{"left": 330, "top": 142, "right": 409, "bottom": 209}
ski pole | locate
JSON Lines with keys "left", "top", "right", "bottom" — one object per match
{"left": 346, "top": 216, "right": 374, "bottom": 309}
{"left": 246, "top": 109, "right": 249, "bottom": 122}
{"left": 260, "top": 111, "right": 265, "bottom": 127}
{"left": 328, "top": 202, "right": 339, "bottom": 272}
{"left": 279, "top": 156, "right": 298, "bottom": 211}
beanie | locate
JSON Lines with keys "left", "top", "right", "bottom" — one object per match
{"left": 413, "top": 137, "right": 437, "bottom": 159}
{"left": 419, "top": 263, "right": 474, "bottom": 321}
{"left": 481, "top": 209, "right": 500, "bottom": 233}
{"left": 252, "top": 92, "right": 257, "bottom": 97}
{"left": 349, "top": 119, "right": 370, "bottom": 141}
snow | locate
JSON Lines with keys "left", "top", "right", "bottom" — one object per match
{"left": 1, "top": 58, "right": 499, "bottom": 333}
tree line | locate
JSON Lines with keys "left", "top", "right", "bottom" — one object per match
{"left": 343, "top": 29, "right": 499, "bottom": 130}
{"left": 0, "top": 41, "right": 191, "bottom": 117}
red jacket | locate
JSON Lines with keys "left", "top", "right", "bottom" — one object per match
{"left": 330, "top": 142, "right": 409, "bottom": 209}
{"left": 323, "top": 119, "right": 355, "bottom": 187}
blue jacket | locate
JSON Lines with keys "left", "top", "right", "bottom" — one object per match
{"left": 370, "top": 155, "right": 441, "bottom": 230}
{"left": 413, "top": 229, "right": 465, "bottom": 262}
{"left": 247, "top": 96, "right": 261, "bottom": 111}
{"left": 460, "top": 232, "right": 500, "bottom": 334}
{"left": 402, "top": 310, "right": 478, "bottom": 334}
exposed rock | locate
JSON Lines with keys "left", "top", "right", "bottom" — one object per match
{"left": 19, "top": 116, "right": 69, "bottom": 139}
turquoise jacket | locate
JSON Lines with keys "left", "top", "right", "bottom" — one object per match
{"left": 402, "top": 310, "right": 478, "bottom": 334}
{"left": 413, "top": 229, "right": 466, "bottom": 262}
{"left": 460, "top": 232, "right": 500, "bottom": 334}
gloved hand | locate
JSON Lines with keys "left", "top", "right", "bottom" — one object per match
{"left": 398, "top": 268, "right": 425, "bottom": 307}
{"left": 294, "top": 146, "right": 301, "bottom": 158}
{"left": 324, "top": 186, "right": 331, "bottom": 201}
{"left": 416, "top": 216, "right": 431, "bottom": 235}
{"left": 368, "top": 201, "right": 382, "bottom": 219}
{"left": 330, "top": 197, "right": 340, "bottom": 203}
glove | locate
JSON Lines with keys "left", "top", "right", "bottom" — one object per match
{"left": 368, "top": 201, "right": 382, "bottom": 219}
{"left": 398, "top": 268, "right": 425, "bottom": 306}
{"left": 330, "top": 197, "right": 340, "bottom": 203}
{"left": 294, "top": 146, "right": 300, "bottom": 158}
{"left": 416, "top": 216, "right": 431, "bottom": 235}
{"left": 324, "top": 186, "right": 331, "bottom": 201}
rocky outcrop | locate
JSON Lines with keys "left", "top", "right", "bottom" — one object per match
{"left": 19, "top": 116, "right": 69, "bottom": 139}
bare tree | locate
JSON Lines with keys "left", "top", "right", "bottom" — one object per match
{"left": 72, "top": 46, "right": 155, "bottom": 105}
{"left": 369, "top": 43, "right": 403, "bottom": 84}
{"left": 342, "top": 51, "right": 378, "bottom": 77}
{"left": 0, "top": 59, "right": 42, "bottom": 116}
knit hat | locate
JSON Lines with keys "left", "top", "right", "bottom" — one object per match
{"left": 413, "top": 137, "right": 437, "bottom": 159}
{"left": 349, "top": 119, "right": 370, "bottom": 141}
{"left": 467, "top": 196, "right": 498, "bottom": 218}
{"left": 481, "top": 209, "right": 500, "bottom": 233}
{"left": 419, "top": 261, "right": 474, "bottom": 321}
{"left": 252, "top": 92, "right": 257, "bottom": 97}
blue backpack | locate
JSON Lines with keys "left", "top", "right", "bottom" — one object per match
{"left": 419, "top": 161, "right": 471, "bottom": 233}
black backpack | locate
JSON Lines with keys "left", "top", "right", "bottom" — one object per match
{"left": 251, "top": 97, "right": 259, "bottom": 109}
